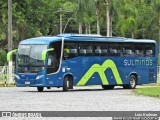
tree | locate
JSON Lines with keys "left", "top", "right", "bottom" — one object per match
{"left": 114, "top": 0, "right": 138, "bottom": 38}
{"left": 1, "top": 0, "right": 160, "bottom": 50}
{"left": 147, "top": 0, "right": 160, "bottom": 41}
{"left": 0, "top": 50, "right": 7, "bottom": 66}
{"left": 0, "top": 0, "right": 8, "bottom": 49}
{"left": 71, "top": 0, "right": 95, "bottom": 34}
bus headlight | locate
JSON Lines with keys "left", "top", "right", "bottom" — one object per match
{"left": 36, "top": 75, "right": 44, "bottom": 80}
{"left": 15, "top": 74, "right": 20, "bottom": 79}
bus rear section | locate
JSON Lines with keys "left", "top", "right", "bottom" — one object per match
{"left": 60, "top": 38, "right": 158, "bottom": 91}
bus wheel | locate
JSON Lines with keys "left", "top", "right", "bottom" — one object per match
{"left": 63, "top": 76, "right": 69, "bottom": 91}
{"left": 37, "top": 87, "right": 44, "bottom": 92}
{"left": 102, "top": 85, "right": 115, "bottom": 90}
{"left": 63, "top": 76, "right": 73, "bottom": 91}
{"left": 123, "top": 75, "right": 137, "bottom": 89}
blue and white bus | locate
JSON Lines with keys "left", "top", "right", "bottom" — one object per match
{"left": 7, "top": 34, "right": 158, "bottom": 91}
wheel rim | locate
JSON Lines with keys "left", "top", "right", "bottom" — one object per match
{"left": 130, "top": 77, "right": 136, "bottom": 88}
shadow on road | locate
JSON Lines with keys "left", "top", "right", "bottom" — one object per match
{"left": 25, "top": 87, "right": 127, "bottom": 93}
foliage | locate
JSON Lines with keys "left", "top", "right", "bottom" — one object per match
{"left": 134, "top": 87, "right": 160, "bottom": 98}
{"left": 0, "top": 0, "right": 160, "bottom": 49}
{"left": 0, "top": 50, "right": 7, "bottom": 66}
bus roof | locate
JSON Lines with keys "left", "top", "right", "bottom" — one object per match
{"left": 19, "top": 34, "right": 156, "bottom": 45}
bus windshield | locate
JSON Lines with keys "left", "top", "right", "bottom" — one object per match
{"left": 17, "top": 44, "right": 48, "bottom": 72}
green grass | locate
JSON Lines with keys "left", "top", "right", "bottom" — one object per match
{"left": 134, "top": 87, "right": 160, "bottom": 98}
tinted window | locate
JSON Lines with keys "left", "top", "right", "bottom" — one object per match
{"left": 123, "top": 43, "right": 134, "bottom": 56}
{"left": 94, "top": 43, "right": 108, "bottom": 56}
{"left": 47, "top": 41, "right": 62, "bottom": 74}
{"left": 145, "top": 44, "right": 155, "bottom": 57}
{"left": 109, "top": 43, "right": 122, "bottom": 56}
{"left": 78, "top": 42, "right": 93, "bottom": 56}
{"left": 134, "top": 43, "right": 145, "bottom": 56}
{"left": 63, "top": 42, "right": 78, "bottom": 59}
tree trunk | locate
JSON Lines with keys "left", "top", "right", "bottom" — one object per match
{"left": 79, "top": 22, "right": 82, "bottom": 34}
{"left": 89, "top": 25, "right": 91, "bottom": 34}
{"left": 105, "top": 0, "right": 110, "bottom": 37}
{"left": 109, "top": 14, "right": 112, "bottom": 37}
{"left": 132, "top": 32, "right": 134, "bottom": 39}
{"left": 95, "top": 0, "right": 100, "bottom": 35}
{"left": 96, "top": 15, "right": 100, "bottom": 35}
{"left": 85, "top": 23, "right": 88, "bottom": 34}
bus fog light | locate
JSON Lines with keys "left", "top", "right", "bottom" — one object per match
{"left": 15, "top": 74, "right": 20, "bottom": 79}
{"left": 36, "top": 75, "right": 44, "bottom": 80}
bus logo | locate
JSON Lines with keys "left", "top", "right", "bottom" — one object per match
{"left": 77, "top": 59, "right": 123, "bottom": 86}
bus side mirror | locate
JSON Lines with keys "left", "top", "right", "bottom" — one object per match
{"left": 41, "top": 48, "right": 54, "bottom": 61}
{"left": 7, "top": 49, "right": 18, "bottom": 61}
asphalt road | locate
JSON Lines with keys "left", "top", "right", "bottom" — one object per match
{"left": 0, "top": 86, "right": 159, "bottom": 111}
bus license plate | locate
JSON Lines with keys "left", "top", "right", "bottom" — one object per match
{"left": 25, "top": 81, "right": 30, "bottom": 84}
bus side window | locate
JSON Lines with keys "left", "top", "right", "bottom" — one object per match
{"left": 145, "top": 44, "right": 155, "bottom": 57}
{"left": 86, "top": 46, "right": 92, "bottom": 56}
{"left": 109, "top": 43, "right": 121, "bottom": 56}
{"left": 146, "top": 50, "right": 153, "bottom": 56}
{"left": 94, "top": 46, "right": 102, "bottom": 56}
{"left": 79, "top": 49, "right": 86, "bottom": 56}
{"left": 69, "top": 49, "right": 78, "bottom": 58}
{"left": 63, "top": 42, "right": 78, "bottom": 59}
{"left": 134, "top": 43, "right": 145, "bottom": 57}
{"left": 64, "top": 48, "right": 70, "bottom": 59}
{"left": 94, "top": 44, "right": 108, "bottom": 56}
{"left": 101, "top": 49, "right": 108, "bottom": 56}
{"left": 123, "top": 43, "right": 134, "bottom": 56}
{"left": 135, "top": 50, "right": 140, "bottom": 56}
{"left": 78, "top": 43, "right": 93, "bottom": 56}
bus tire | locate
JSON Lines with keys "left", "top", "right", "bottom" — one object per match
{"left": 63, "top": 76, "right": 69, "bottom": 91}
{"left": 37, "top": 87, "right": 44, "bottom": 92}
{"left": 68, "top": 76, "right": 73, "bottom": 89}
{"left": 123, "top": 75, "right": 137, "bottom": 89}
{"left": 102, "top": 85, "right": 115, "bottom": 90}
{"left": 63, "top": 75, "right": 73, "bottom": 91}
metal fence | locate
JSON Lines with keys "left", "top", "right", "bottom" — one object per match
{"left": 157, "top": 66, "right": 160, "bottom": 83}
{"left": 0, "top": 66, "right": 15, "bottom": 86}
{"left": 0, "top": 66, "right": 160, "bottom": 87}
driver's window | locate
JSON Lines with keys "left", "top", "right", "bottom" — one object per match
{"left": 48, "top": 54, "right": 53, "bottom": 66}
{"left": 47, "top": 41, "right": 62, "bottom": 74}
{"left": 47, "top": 51, "right": 56, "bottom": 74}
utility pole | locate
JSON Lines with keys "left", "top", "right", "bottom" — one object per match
{"left": 8, "top": 0, "right": 13, "bottom": 85}
{"left": 54, "top": 9, "right": 72, "bottom": 34}
{"left": 8, "top": 0, "right": 12, "bottom": 51}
